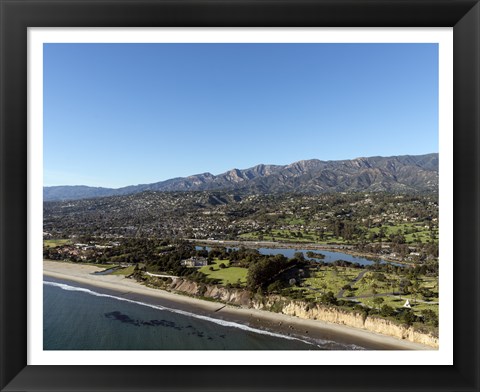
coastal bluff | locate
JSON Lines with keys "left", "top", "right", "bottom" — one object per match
{"left": 169, "top": 278, "right": 439, "bottom": 348}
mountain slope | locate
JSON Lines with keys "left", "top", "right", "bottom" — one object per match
{"left": 44, "top": 153, "right": 438, "bottom": 201}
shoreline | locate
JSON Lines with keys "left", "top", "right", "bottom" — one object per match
{"left": 43, "top": 260, "right": 432, "bottom": 350}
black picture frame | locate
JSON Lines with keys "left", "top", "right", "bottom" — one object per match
{"left": 1, "top": 1, "right": 479, "bottom": 391}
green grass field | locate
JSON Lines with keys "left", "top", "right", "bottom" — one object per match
{"left": 43, "top": 239, "right": 71, "bottom": 248}
{"left": 351, "top": 271, "right": 393, "bottom": 296}
{"left": 238, "top": 222, "right": 438, "bottom": 245}
{"left": 111, "top": 265, "right": 136, "bottom": 275}
{"left": 369, "top": 223, "right": 438, "bottom": 244}
{"left": 296, "top": 265, "right": 438, "bottom": 313}
{"left": 303, "top": 267, "right": 359, "bottom": 295}
{"left": 354, "top": 295, "right": 439, "bottom": 316}
{"left": 351, "top": 271, "right": 438, "bottom": 298}
{"left": 199, "top": 259, "right": 248, "bottom": 286}
{"left": 280, "top": 217, "right": 306, "bottom": 225}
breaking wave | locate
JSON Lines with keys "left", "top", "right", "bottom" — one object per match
{"left": 44, "top": 280, "right": 364, "bottom": 350}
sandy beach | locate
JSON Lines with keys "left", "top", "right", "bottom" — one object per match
{"left": 43, "top": 260, "right": 432, "bottom": 350}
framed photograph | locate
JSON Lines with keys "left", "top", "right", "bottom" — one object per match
{"left": 1, "top": 1, "right": 479, "bottom": 391}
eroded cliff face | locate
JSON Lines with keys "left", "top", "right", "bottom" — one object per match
{"left": 277, "top": 301, "right": 438, "bottom": 348}
{"left": 168, "top": 278, "right": 438, "bottom": 348}
{"left": 172, "top": 278, "right": 252, "bottom": 305}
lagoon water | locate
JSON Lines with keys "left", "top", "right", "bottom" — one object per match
{"left": 196, "top": 246, "right": 392, "bottom": 266}
{"left": 257, "top": 248, "right": 384, "bottom": 265}
{"left": 44, "top": 278, "right": 364, "bottom": 350}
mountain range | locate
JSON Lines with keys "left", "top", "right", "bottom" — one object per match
{"left": 43, "top": 153, "right": 439, "bottom": 201}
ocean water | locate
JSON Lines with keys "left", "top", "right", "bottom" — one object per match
{"left": 44, "top": 279, "right": 364, "bottom": 350}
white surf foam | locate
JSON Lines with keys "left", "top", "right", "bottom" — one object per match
{"left": 44, "top": 280, "right": 363, "bottom": 350}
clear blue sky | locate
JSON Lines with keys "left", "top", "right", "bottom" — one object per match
{"left": 44, "top": 43, "right": 438, "bottom": 188}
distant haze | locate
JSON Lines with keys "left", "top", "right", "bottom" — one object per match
{"left": 44, "top": 43, "right": 438, "bottom": 188}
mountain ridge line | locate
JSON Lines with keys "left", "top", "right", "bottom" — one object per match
{"left": 44, "top": 153, "right": 439, "bottom": 201}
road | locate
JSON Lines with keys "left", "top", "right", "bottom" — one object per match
{"left": 337, "top": 270, "right": 368, "bottom": 298}
{"left": 145, "top": 271, "right": 178, "bottom": 279}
